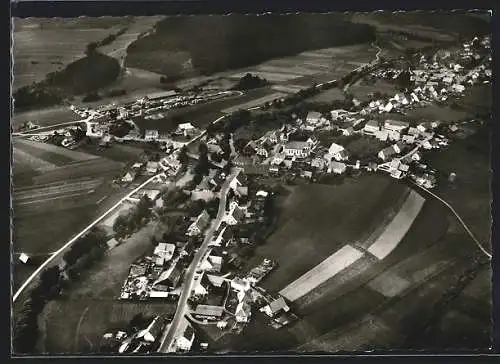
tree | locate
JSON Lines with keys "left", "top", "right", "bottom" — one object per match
{"left": 223, "top": 159, "right": 234, "bottom": 175}
{"left": 113, "top": 213, "right": 130, "bottom": 240}
{"left": 178, "top": 146, "right": 189, "bottom": 166}
{"left": 192, "top": 173, "right": 203, "bottom": 187}
{"left": 38, "top": 266, "right": 62, "bottom": 298}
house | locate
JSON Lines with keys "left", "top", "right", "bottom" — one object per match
{"left": 136, "top": 316, "right": 165, "bottom": 343}
{"left": 155, "top": 266, "right": 183, "bottom": 289}
{"left": 207, "top": 274, "right": 226, "bottom": 288}
{"left": 225, "top": 203, "right": 246, "bottom": 225}
{"left": 231, "top": 277, "right": 251, "bottom": 293}
{"left": 19, "top": 253, "right": 30, "bottom": 264}
{"left": 145, "top": 129, "right": 159, "bottom": 141}
{"left": 367, "top": 162, "right": 378, "bottom": 172}
{"left": 374, "top": 129, "right": 389, "bottom": 142}
{"left": 154, "top": 243, "right": 176, "bottom": 262}
{"left": 327, "top": 143, "right": 349, "bottom": 161}
{"left": 306, "top": 136, "right": 318, "bottom": 148}
{"left": 301, "top": 170, "right": 313, "bottom": 180}
{"left": 177, "top": 122, "right": 195, "bottom": 132}
{"left": 390, "top": 169, "right": 406, "bottom": 179}
{"left": 449, "top": 124, "right": 459, "bottom": 133}
{"left": 193, "top": 305, "right": 225, "bottom": 321}
{"left": 260, "top": 297, "right": 290, "bottom": 318}
{"left": 384, "top": 120, "right": 409, "bottom": 133}
{"left": 235, "top": 300, "right": 252, "bottom": 323}
{"left": 393, "top": 142, "right": 406, "bottom": 154}
{"left": 234, "top": 155, "right": 253, "bottom": 167}
{"left": 387, "top": 130, "right": 402, "bottom": 141}
{"left": 342, "top": 127, "right": 355, "bottom": 136}
{"left": 328, "top": 161, "right": 347, "bottom": 174}
{"left": 363, "top": 120, "right": 380, "bottom": 135}
{"left": 121, "top": 170, "right": 138, "bottom": 183}
{"left": 402, "top": 135, "right": 417, "bottom": 144}
{"left": 378, "top": 146, "right": 397, "bottom": 161}
{"left": 187, "top": 210, "right": 211, "bottom": 236}
{"left": 200, "top": 255, "right": 223, "bottom": 273}
{"left": 175, "top": 319, "right": 195, "bottom": 352}
{"left": 408, "top": 127, "right": 420, "bottom": 136}
{"left": 311, "top": 157, "right": 326, "bottom": 170}
{"left": 146, "top": 161, "right": 159, "bottom": 174}
{"left": 306, "top": 111, "right": 322, "bottom": 125}
{"left": 256, "top": 146, "right": 270, "bottom": 158}
{"left": 283, "top": 141, "right": 311, "bottom": 158}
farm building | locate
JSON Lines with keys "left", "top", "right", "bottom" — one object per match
{"left": 327, "top": 143, "right": 349, "bottom": 161}
{"left": 193, "top": 305, "right": 225, "bottom": 321}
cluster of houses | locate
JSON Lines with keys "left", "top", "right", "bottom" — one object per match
{"left": 362, "top": 35, "right": 491, "bottom": 116}
{"left": 119, "top": 240, "right": 185, "bottom": 301}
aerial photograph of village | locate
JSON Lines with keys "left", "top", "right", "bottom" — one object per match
{"left": 11, "top": 11, "right": 492, "bottom": 355}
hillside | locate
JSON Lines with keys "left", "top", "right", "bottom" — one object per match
{"left": 14, "top": 52, "right": 121, "bottom": 111}
{"left": 125, "top": 14, "right": 376, "bottom": 79}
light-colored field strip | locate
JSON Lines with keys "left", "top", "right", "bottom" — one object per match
{"left": 256, "top": 65, "right": 320, "bottom": 76}
{"left": 15, "top": 138, "right": 99, "bottom": 162}
{"left": 13, "top": 176, "right": 99, "bottom": 192}
{"left": 228, "top": 71, "right": 301, "bottom": 82}
{"left": 279, "top": 244, "right": 365, "bottom": 302}
{"left": 15, "top": 192, "right": 87, "bottom": 206}
{"left": 14, "top": 179, "right": 102, "bottom": 201}
{"left": 271, "top": 84, "right": 306, "bottom": 94}
{"left": 13, "top": 147, "right": 58, "bottom": 172}
{"left": 367, "top": 190, "right": 425, "bottom": 260}
{"left": 222, "top": 92, "right": 287, "bottom": 114}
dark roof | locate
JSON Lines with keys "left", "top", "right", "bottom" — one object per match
{"left": 183, "top": 325, "right": 195, "bottom": 340}
{"left": 194, "top": 305, "right": 224, "bottom": 317}
{"left": 231, "top": 206, "right": 246, "bottom": 222}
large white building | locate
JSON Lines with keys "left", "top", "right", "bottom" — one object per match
{"left": 283, "top": 141, "right": 311, "bottom": 158}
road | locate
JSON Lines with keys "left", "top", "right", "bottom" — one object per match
{"left": 157, "top": 168, "right": 241, "bottom": 353}
{"left": 411, "top": 182, "right": 492, "bottom": 259}
{"left": 12, "top": 173, "right": 164, "bottom": 302}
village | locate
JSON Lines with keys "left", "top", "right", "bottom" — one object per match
{"left": 13, "top": 32, "right": 491, "bottom": 355}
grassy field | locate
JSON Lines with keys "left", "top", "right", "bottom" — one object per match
{"left": 125, "top": 14, "right": 375, "bottom": 79}
{"left": 350, "top": 12, "right": 490, "bottom": 42}
{"left": 36, "top": 222, "right": 176, "bottom": 353}
{"left": 406, "top": 104, "right": 471, "bottom": 124}
{"left": 308, "top": 88, "right": 346, "bottom": 103}
{"left": 12, "top": 17, "right": 132, "bottom": 90}
{"left": 243, "top": 174, "right": 408, "bottom": 292}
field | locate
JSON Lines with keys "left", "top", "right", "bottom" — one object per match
{"left": 366, "top": 190, "right": 425, "bottom": 260}
{"left": 36, "top": 223, "right": 176, "bottom": 353}
{"left": 349, "top": 79, "right": 398, "bottom": 102}
{"left": 12, "top": 138, "right": 128, "bottom": 289}
{"left": 279, "top": 245, "right": 365, "bottom": 302}
{"left": 406, "top": 104, "right": 470, "bottom": 123}
{"left": 308, "top": 88, "right": 345, "bottom": 103}
{"left": 222, "top": 92, "right": 287, "bottom": 114}
{"left": 12, "top": 17, "right": 131, "bottom": 90}
{"left": 12, "top": 107, "right": 81, "bottom": 129}
{"left": 125, "top": 14, "right": 375, "bottom": 78}
{"left": 350, "top": 12, "right": 490, "bottom": 42}
{"left": 244, "top": 174, "right": 409, "bottom": 292}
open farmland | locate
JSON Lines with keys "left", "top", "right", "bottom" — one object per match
{"left": 13, "top": 17, "right": 131, "bottom": 90}
{"left": 350, "top": 12, "right": 490, "bottom": 42}
{"left": 349, "top": 79, "right": 398, "bottom": 102}
{"left": 12, "top": 107, "right": 81, "bottom": 129}
{"left": 406, "top": 104, "right": 470, "bottom": 123}
{"left": 280, "top": 245, "right": 365, "bottom": 302}
{"left": 11, "top": 138, "right": 127, "bottom": 289}
{"left": 125, "top": 14, "right": 375, "bottom": 79}
{"left": 308, "top": 88, "right": 346, "bottom": 103}
{"left": 244, "top": 174, "right": 409, "bottom": 293}
{"left": 36, "top": 222, "right": 176, "bottom": 354}
{"left": 222, "top": 92, "right": 287, "bottom": 114}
